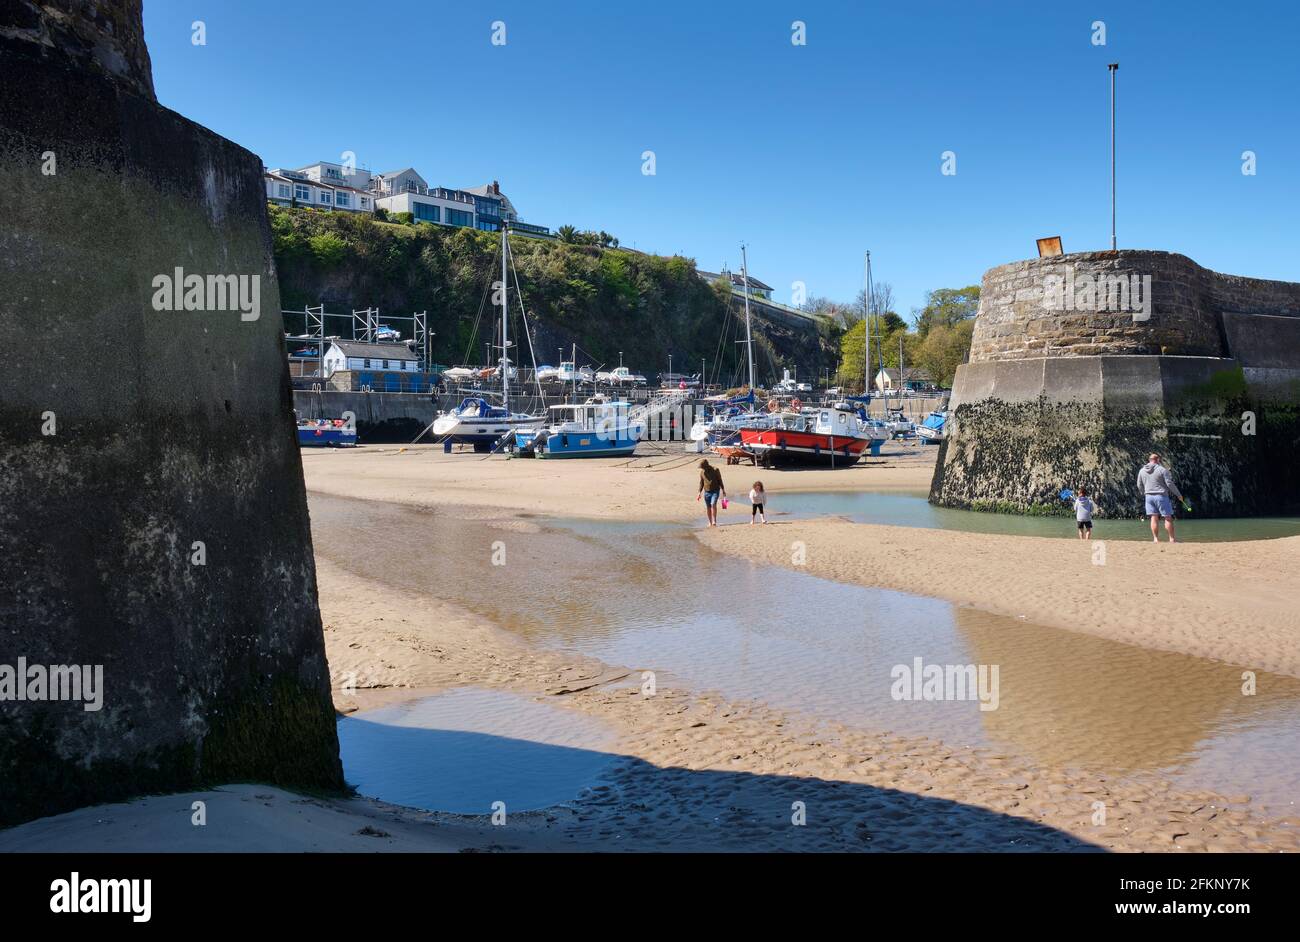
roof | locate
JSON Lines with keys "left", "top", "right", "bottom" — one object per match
{"left": 730, "top": 272, "right": 772, "bottom": 292}
{"left": 697, "top": 269, "right": 773, "bottom": 292}
{"left": 377, "top": 168, "right": 425, "bottom": 182}
{"left": 330, "top": 340, "right": 418, "bottom": 361}
{"left": 465, "top": 182, "right": 518, "bottom": 216}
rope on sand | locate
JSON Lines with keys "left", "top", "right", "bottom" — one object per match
{"left": 629, "top": 453, "right": 701, "bottom": 473}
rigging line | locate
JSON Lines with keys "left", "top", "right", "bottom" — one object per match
{"left": 710, "top": 290, "right": 733, "bottom": 387}
{"left": 507, "top": 237, "right": 546, "bottom": 403}
{"left": 460, "top": 242, "right": 501, "bottom": 366}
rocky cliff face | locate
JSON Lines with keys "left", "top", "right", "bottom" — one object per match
{"left": 0, "top": 0, "right": 342, "bottom": 826}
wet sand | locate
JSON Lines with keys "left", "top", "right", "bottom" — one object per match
{"left": 298, "top": 444, "right": 1300, "bottom": 851}
{"left": 317, "top": 547, "right": 1300, "bottom": 852}
{"left": 304, "top": 443, "right": 1300, "bottom": 678}
{"left": 9, "top": 443, "right": 1296, "bottom": 852}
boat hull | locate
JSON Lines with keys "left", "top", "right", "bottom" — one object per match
{"left": 738, "top": 428, "right": 873, "bottom": 467}
{"left": 297, "top": 425, "right": 357, "bottom": 447}
{"left": 538, "top": 429, "right": 638, "bottom": 458}
{"left": 434, "top": 415, "right": 539, "bottom": 449}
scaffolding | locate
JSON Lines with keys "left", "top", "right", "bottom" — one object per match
{"left": 282, "top": 304, "right": 434, "bottom": 380}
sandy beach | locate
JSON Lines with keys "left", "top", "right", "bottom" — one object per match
{"left": 302, "top": 442, "right": 1300, "bottom": 679}
{"left": 8, "top": 442, "right": 1297, "bottom": 853}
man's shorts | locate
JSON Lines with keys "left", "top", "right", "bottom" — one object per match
{"left": 1077, "top": 520, "right": 1092, "bottom": 530}
{"left": 703, "top": 490, "right": 720, "bottom": 507}
{"left": 1144, "top": 494, "right": 1173, "bottom": 517}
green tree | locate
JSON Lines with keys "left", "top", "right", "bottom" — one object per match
{"left": 913, "top": 320, "right": 975, "bottom": 388}
{"left": 556, "top": 225, "right": 577, "bottom": 243}
{"left": 308, "top": 232, "right": 347, "bottom": 268}
{"left": 914, "top": 286, "right": 980, "bottom": 337}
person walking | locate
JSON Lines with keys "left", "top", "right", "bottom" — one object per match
{"left": 1073, "top": 487, "right": 1095, "bottom": 540}
{"left": 696, "top": 459, "right": 727, "bottom": 527}
{"left": 1138, "top": 453, "right": 1183, "bottom": 543}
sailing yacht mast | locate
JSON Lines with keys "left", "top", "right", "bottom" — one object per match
{"left": 501, "top": 224, "right": 510, "bottom": 413}
{"left": 864, "top": 251, "right": 872, "bottom": 397}
{"left": 740, "top": 244, "right": 755, "bottom": 390}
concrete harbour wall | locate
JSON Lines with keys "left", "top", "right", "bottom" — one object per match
{"left": 0, "top": 1, "right": 343, "bottom": 825}
{"left": 933, "top": 251, "right": 1300, "bottom": 518}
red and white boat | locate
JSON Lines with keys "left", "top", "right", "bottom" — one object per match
{"left": 736, "top": 404, "right": 885, "bottom": 468}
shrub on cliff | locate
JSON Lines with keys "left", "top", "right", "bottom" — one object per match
{"left": 308, "top": 232, "right": 348, "bottom": 268}
{"left": 268, "top": 205, "right": 833, "bottom": 378}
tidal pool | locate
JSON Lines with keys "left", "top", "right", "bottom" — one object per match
{"left": 772, "top": 489, "right": 1300, "bottom": 542}
{"left": 337, "top": 687, "right": 619, "bottom": 814}
{"left": 311, "top": 493, "right": 1300, "bottom": 819}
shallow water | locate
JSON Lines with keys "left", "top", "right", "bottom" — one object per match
{"left": 337, "top": 687, "right": 618, "bottom": 813}
{"left": 311, "top": 494, "right": 1300, "bottom": 818}
{"left": 773, "top": 490, "right": 1300, "bottom": 542}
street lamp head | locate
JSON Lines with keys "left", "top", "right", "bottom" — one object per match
{"left": 1108, "top": 62, "right": 1119, "bottom": 70}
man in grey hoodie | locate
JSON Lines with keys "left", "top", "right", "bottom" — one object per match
{"left": 1137, "top": 453, "right": 1183, "bottom": 543}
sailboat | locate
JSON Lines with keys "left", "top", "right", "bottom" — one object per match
{"left": 431, "top": 225, "right": 544, "bottom": 451}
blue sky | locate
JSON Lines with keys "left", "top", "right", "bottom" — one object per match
{"left": 144, "top": 0, "right": 1298, "bottom": 318}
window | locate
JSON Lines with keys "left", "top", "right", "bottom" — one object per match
{"left": 364, "top": 359, "right": 372, "bottom": 369}
{"left": 319, "top": 190, "right": 332, "bottom": 204}
{"left": 360, "top": 197, "right": 369, "bottom": 208}
{"left": 445, "top": 208, "right": 473, "bottom": 227}
{"left": 277, "top": 184, "right": 291, "bottom": 198}
{"left": 335, "top": 191, "right": 350, "bottom": 208}
{"left": 413, "top": 202, "right": 440, "bottom": 223}
{"left": 294, "top": 184, "right": 310, "bottom": 202}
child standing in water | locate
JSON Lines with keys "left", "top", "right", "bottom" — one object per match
{"left": 1073, "top": 487, "right": 1095, "bottom": 540}
{"left": 749, "top": 481, "right": 768, "bottom": 524}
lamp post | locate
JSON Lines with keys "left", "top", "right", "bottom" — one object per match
{"left": 1109, "top": 62, "right": 1118, "bottom": 250}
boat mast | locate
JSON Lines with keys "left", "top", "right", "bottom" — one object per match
{"left": 501, "top": 223, "right": 510, "bottom": 413}
{"left": 899, "top": 334, "right": 905, "bottom": 414}
{"left": 740, "top": 244, "right": 755, "bottom": 391}
{"left": 864, "top": 251, "right": 871, "bottom": 397}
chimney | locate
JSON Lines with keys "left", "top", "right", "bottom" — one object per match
{"left": 492, "top": 180, "right": 500, "bottom": 194}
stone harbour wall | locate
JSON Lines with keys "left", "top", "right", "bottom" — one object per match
{"left": 933, "top": 251, "right": 1300, "bottom": 518}
{"left": 0, "top": 3, "right": 343, "bottom": 825}
{"left": 969, "top": 250, "right": 1300, "bottom": 362}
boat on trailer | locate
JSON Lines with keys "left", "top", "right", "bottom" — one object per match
{"left": 515, "top": 396, "right": 639, "bottom": 458}
{"left": 736, "top": 404, "right": 885, "bottom": 468}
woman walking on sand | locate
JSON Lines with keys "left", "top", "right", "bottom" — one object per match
{"left": 696, "top": 459, "right": 727, "bottom": 527}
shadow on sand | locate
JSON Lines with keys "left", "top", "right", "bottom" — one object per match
{"left": 339, "top": 717, "right": 1106, "bottom": 852}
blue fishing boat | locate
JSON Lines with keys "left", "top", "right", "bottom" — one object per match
{"left": 515, "top": 397, "right": 639, "bottom": 458}
{"left": 916, "top": 410, "right": 950, "bottom": 443}
{"left": 297, "top": 417, "right": 357, "bottom": 447}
